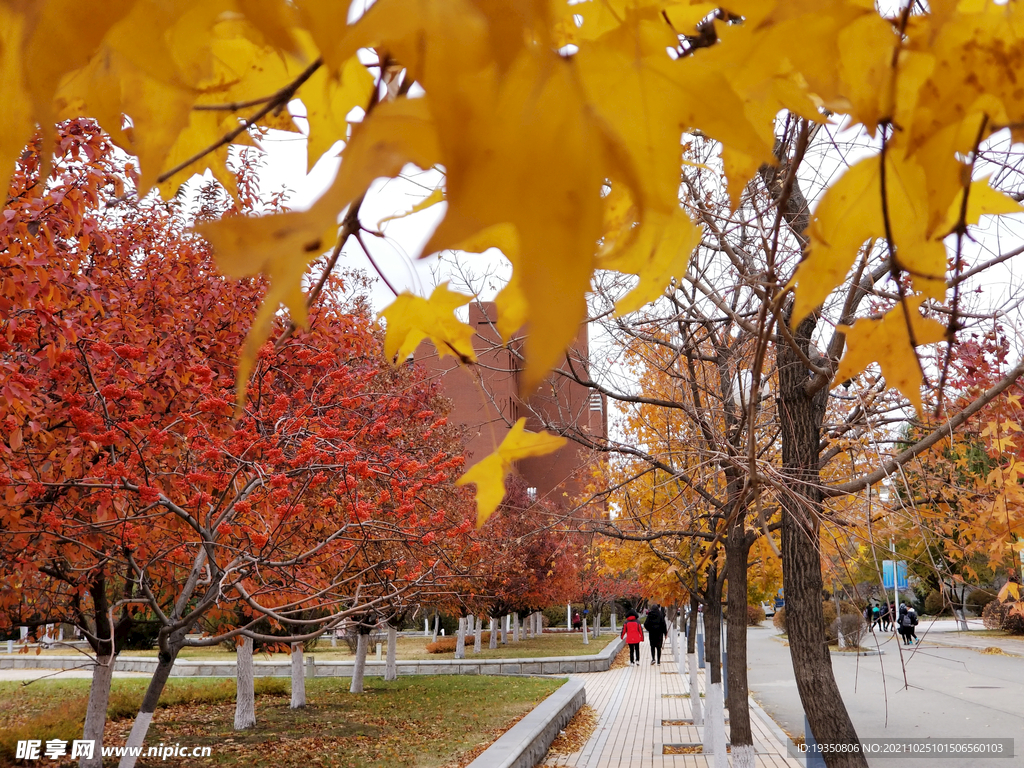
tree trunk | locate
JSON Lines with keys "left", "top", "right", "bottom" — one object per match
{"left": 474, "top": 616, "right": 483, "bottom": 652}
{"left": 701, "top": 570, "right": 726, "bottom": 764}
{"left": 582, "top": 617, "right": 589, "bottom": 644}
{"left": 726, "top": 521, "right": 755, "bottom": 765}
{"left": 778, "top": 313, "right": 867, "bottom": 768}
{"left": 431, "top": 613, "right": 439, "bottom": 643}
{"left": 232, "top": 637, "right": 257, "bottom": 728}
{"left": 350, "top": 632, "right": 369, "bottom": 693}
{"left": 513, "top": 612, "right": 520, "bottom": 642}
{"left": 80, "top": 655, "right": 114, "bottom": 768}
{"left": 385, "top": 624, "right": 398, "bottom": 681}
{"left": 489, "top": 617, "right": 498, "bottom": 649}
{"left": 687, "top": 594, "right": 701, "bottom": 725}
{"left": 118, "top": 649, "right": 179, "bottom": 768}
{"left": 290, "top": 642, "right": 306, "bottom": 708}
{"left": 455, "top": 616, "right": 467, "bottom": 659}
{"left": 727, "top": 528, "right": 756, "bottom": 768}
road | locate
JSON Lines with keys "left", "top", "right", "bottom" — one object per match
{"left": 745, "top": 624, "right": 1024, "bottom": 767}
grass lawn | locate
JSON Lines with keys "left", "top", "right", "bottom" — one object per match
{"left": 0, "top": 674, "right": 564, "bottom": 767}
{"left": 29, "top": 631, "right": 618, "bottom": 662}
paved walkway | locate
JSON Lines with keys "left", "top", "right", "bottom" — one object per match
{"left": 542, "top": 636, "right": 801, "bottom": 768}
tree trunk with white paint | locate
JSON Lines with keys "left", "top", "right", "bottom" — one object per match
{"left": 235, "top": 638, "right": 257, "bottom": 728}
{"left": 513, "top": 613, "right": 520, "bottom": 642}
{"left": 431, "top": 613, "right": 439, "bottom": 643}
{"left": 80, "top": 656, "right": 114, "bottom": 768}
{"left": 454, "top": 616, "right": 467, "bottom": 659}
{"left": 350, "top": 632, "right": 369, "bottom": 693}
{"left": 582, "top": 617, "right": 589, "bottom": 644}
{"left": 687, "top": 595, "right": 702, "bottom": 726}
{"left": 489, "top": 617, "right": 498, "bottom": 649}
{"left": 703, "top": 681, "right": 728, "bottom": 767}
{"left": 385, "top": 624, "right": 398, "bottom": 681}
{"left": 474, "top": 617, "right": 483, "bottom": 652}
{"left": 290, "top": 643, "right": 306, "bottom": 708}
{"left": 118, "top": 650, "right": 178, "bottom": 768}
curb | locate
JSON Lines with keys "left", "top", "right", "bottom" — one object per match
{"left": 748, "top": 694, "right": 804, "bottom": 766}
{"left": 0, "top": 638, "right": 625, "bottom": 679}
{"left": 466, "top": 677, "right": 586, "bottom": 768}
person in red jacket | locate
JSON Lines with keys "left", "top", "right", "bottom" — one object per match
{"left": 621, "top": 611, "right": 645, "bottom": 665}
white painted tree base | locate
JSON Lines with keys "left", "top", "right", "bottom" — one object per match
{"left": 81, "top": 656, "right": 114, "bottom": 768}
{"left": 455, "top": 616, "right": 466, "bottom": 659}
{"left": 350, "top": 634, "right": 368, "bottom": 693}
{"left": 702, "top": 681, "right": 727, "bottom": 768}
{"left": 290, "top": 643, "right": 306, "bottom": 708}
{"left": 385, "top": 625, "right": 398, "bottom": 681}
{"left": 235, "top": 638, "right": 257, "bottom": 728}
{"left": 732, "top": 743, "right": 756, "bottom": 768}
{"left": 688, "top": 652, "right": 702, "bottom": 725}
{"left": 118, "top": 711, "right": 152, "bottom": 768}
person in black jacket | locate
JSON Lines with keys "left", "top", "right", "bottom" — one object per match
{"left": 644, "top": 604, "right": 668, "bottom": 665}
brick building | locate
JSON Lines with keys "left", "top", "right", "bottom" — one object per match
{"left": 415, "top": 301, "right": 607, "bottom": 509}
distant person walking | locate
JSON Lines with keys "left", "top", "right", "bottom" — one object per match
{"left": 644, "top": 604, "right": 668, "bottom": 665}
{"left": 572, "top": 611, "right": 582, "bottom": 631}
{"left": 906, "top": 606, "right": 919, "bottom": 643}
{"left": 621, "top": 611, "right": 644, "bottom": 665}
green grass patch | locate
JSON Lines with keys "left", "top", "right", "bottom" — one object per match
{"left": 0, "top": 675, "right": 561, "bottom": 767}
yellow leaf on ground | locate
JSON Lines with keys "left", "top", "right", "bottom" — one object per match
{"left": 456, "top": 418, "right": 567, "bottom": 526}
{"left": 834, "top": 297, "right": 947, "bottom": 413}
{"left": 378, "top": 283, "right": 477, "bottom": 364}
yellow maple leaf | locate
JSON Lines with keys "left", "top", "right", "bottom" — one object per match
{"left": 377, "top": 187, "right": 446, "bottom": 230}
{"left": 600, "top": 208, "right": 702, "bottom": 315}
{"left": 997, "top": 581, "right": 1020, "bottom": 603}
{"left": 299, "top": 55, "right": 376, "bottom": 172}
{"left": 792, "top": 151, "right": 949, "bottom": 321}
{"left": 834, "top": 297, "right": 947, "bottom": 413}
{"left": 0, "top": 6, "right": 32, "bottom": 197}
{"left": 378, "top": 283, "right": 477, "bottom": 364}
{"left": 456, "top": 418, "right": 567, "bottom": 527}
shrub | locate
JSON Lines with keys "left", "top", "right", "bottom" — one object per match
{"left": 426, "top": 632, "right": 493, "bottom": 653}
{"left": 967, "top": 589, "right": 997, "bottom": 615}
{"left": 772, "top": 607, "right": 786, "bottom": 632}
{"left": 822, "top": 601, "right": 860, "bottom": 642}
{"left": 747, "top": 604, "right": 766, "bottom": 626}
{"left": 982, "top": 600, "right": 1008, "bottom": 630}
{"left": 924, "top": 590, "right": 946, "bottom": 616}
{"left": 1003, "top": 606, "right": 1024, "bottom": 635}
{"left": 830, "top": 614, "right": 867, "bottom": 648}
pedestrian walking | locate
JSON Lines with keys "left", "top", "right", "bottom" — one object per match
{"left": 621, "top": 611, "right": 644, "bottom": 665}
{"left": 870, "top": 603, "right": 882, "bottom": 631}
{"left": 572, "top": 611, "right": 582, "bottom": 631}
{"left": 644, "top": 604, "right": 668, "bottom": 665}
{"left": 881, "top": 602, "right": 892, "bottom": 632}
{"left": 906, "top": 606, "right": 919, "bottom": 643}
{"left": 898, "top": 604, "right": 915, "bottom": 645}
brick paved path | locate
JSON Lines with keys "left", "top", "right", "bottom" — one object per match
{"left": 542, "top": 635, "right": 803, "bottom": 768}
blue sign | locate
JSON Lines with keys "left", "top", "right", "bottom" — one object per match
{"left": 882, "top": 560, "right": 908, "bottom": 590}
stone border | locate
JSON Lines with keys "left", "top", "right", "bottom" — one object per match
{"left": 0, "top": 638, "right": 625, "bottom": 678}
{"left": 465, "top": 676, "right": 586, "bottom": 768}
